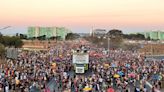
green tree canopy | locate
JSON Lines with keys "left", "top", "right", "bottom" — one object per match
{"left": 107, "top": 29, "right": 123, "bottom": 37}
{"left": 65, "top": 33, "right": 80, "bottom": 40}
{"left": 0, "top": 36, "right": 23, "bottom": 48}
{"left": 107, "top": 29, "right": 124, "bottom": 49}
{"left": 123, "top": 33, "right": 145, "bottom": 40}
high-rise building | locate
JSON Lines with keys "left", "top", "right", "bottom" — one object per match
{"left": 27, "top": 27, "right": 71, "bottom": 40}
{"left": 138, "top": 30, "right": 164, "bottom": 40}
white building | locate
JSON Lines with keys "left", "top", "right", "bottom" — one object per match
{"left": 90, "top": 29, "right": 107, "bottom": 37}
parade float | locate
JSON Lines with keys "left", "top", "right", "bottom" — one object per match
{"left": 72, "top": 49, "right": 89, "bottom": 73}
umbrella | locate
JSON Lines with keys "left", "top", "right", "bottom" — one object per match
{"left": 107, "top": 88, "right": 114, "bottom": 92}
{"left": 83, "top": 87, "right": 92, "bottom": 91}
{"left": 117, "top": 71, "right": 124, "bottom": 76}
{"left": 128, "top": 73, "right": 136, "bottom": 78}
{"left": 114, "top": 74, "right": 120, "bottom": 78}
{"left": 111, "top": 63, "right": 117, "bottom": 68}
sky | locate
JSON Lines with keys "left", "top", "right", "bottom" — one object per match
{"left": 0, "top": 0, "right": 164, "bottom": 34}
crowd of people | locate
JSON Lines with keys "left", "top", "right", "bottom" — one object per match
{"left": 0, "top": 41, "right": 163, "bottom": 92}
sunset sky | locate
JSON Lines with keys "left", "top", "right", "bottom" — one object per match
{"left": 0, "top": 0, "right": 164, "bottom": 34}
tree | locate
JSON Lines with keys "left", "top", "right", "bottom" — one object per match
{"left": 11, "top": 36, "right": 23, "bottom": 47}
{"left": 0, "top": 43, "right": 5, "bottom": 59}
{"left": 146, "top": 36, "right": 151, "bottom": 40}
{"left": 123, "top": 33, "right": 145, "bottom": 40}
{"left": 0, "top": 33, "right": 3, "bottom": 44}
{"left": 20, "top": 34, "right": 27, "bottom": 39}
{"left": 16, "top": 33, "right": 19, "bottom": 37}
{"left": 50, "top": 36, "right": 55, "bottom": 40}
{"left": 136, "top": 34, "right": 145, "bottom": 39}
{"left": 0, "top": 36, "right": 23, "bottom": 48}
{"left": 0, "top": 32, "right": 2, "bottom": 37}
{"left": 2, "top": 36, "right": 11, "bottom": 46}
{"left": 107, "top": 29, "right": 124, "bottom": 49}
{"left": 37, "top": 35, "right": 46, "bottom": 40}
{"left": 65, "top": 33, "right": 80, "bottom": 40}
{"left": 107, "top": 29, "right": 123, "bottom": 37}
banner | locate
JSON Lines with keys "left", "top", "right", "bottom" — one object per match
{"left": 73, "top": 54, "right": 89, "bottom": 64}
{"left": 75, "top": 67, "right": 85, "bottom": 73}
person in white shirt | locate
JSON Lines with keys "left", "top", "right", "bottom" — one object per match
{"left": 5, "top": 85, "right": 9, "bottom": 92}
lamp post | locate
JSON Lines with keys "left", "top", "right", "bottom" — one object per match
{"left": 108, "top": 37, "right": 110, "bottom": 52}
{"left": 98, "top": 36, "right": 110, "bottom": 54}
{"left": 103, "top": 37, "right": 110, "bottom": 51}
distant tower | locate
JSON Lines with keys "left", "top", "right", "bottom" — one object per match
{"left": 90, "top": 27, "right": 94, "bottom": 36}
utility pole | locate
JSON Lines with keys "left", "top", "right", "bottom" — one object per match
{"left": 0, "top": 26, "right": 11, "bottom": 30}
{"left": 108, "top": 37, "right": 110, "bottom": 54}
{"left": 0, "top": 26, "right": 11, "bottom": 34}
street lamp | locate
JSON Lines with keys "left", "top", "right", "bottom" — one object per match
{"left": 97, "top": 36, "right": 110, "bottom": 53}
{"left": 103, "top": 36, "right": 110, "bottom": 52}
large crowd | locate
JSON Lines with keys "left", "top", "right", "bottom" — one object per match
{"left": 0, "top": 41, "right": 164, "bottom": 92}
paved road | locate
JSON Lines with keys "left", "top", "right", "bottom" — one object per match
{"left": 46, "top": 69, "right": 160, "bottom": 92}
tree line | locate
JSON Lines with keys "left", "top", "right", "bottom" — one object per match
{"left": 106, "top": 29, "right": 147, "bottom": 40}
{"left": 0, "top": 35, "right": 23, "bottom": 48}
{"left": 0, "top": 33, "right": 23, "bottom": 58}
{"left": 83, "top": 29, "right": 149, "bottom": 50}
{"left": 15, "top": 33, "right": 80, "bottom": 41}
